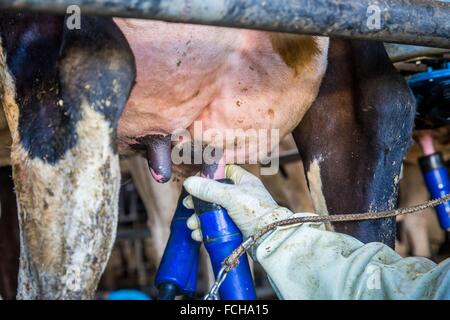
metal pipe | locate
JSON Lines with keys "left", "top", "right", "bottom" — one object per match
{"left": 0, "top": 0, "right": 449, "bottom": 48}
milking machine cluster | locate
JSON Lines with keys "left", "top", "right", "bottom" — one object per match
{"left": 155, "top": 178, "right": 256, "bottom": 300}
{"left": 408, "top": 61, "right": 450, "bottom": 130}
{"left": 153, "top": 58, "right": 450, "bottom": 300}
{"left": 419, "top": 153, "right": 450, "bottom": 231}
{"left": 407, "top": 59, "right": 450, "bottom": 234}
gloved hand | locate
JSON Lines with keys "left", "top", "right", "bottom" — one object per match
{"left": 183, "top": 165, "right": 295, "bottom": 241}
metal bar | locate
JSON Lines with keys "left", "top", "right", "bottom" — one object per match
{"left": 0, "top": 0, "right": 449, "bottom": 48}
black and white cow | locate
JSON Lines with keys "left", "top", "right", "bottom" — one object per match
{"left": 0, "top": 12, "right": 415, "bottom": 299}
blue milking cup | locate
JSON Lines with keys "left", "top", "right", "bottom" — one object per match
{"left": 155, "top": 189, "right": 201, "bottom": 299}
{"left": 419, "top": 152, "right": 450, "bottom": 231}
{"left": 193, "top": 179, "right": 256, "bottom": 300}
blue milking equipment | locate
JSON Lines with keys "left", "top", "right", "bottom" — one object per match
{"left": 192, "top": 179, "right": 256, "bottom": 300}
{"left": 155, "top": 189, "right": 201, "bottom": 299}
{"left": 407, "top": 61, "right": 450, "bottom": 130}
{"left": 155, "top": 179, "right": 256, "bottom": 300}
{"left": 408, "top": 60, "right": 450, "bottom": 232}
{"left": 107, "top": 289, "right": 152, "bottom": 300}
{"left": 419, "top": 153, "right": 450, "bottom": 231}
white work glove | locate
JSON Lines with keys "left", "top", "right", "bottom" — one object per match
{"left": 183, "top": 165, "right": 295, "bottom": 241}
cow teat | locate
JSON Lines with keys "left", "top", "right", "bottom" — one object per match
{"left": 141, "top": 134, "right": 173, "bottom": 183}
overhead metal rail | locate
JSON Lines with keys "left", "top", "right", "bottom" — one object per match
{"left": 0, "top": 0, "right": 449, "bottom": 48}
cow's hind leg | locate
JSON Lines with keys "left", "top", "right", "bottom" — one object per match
{"left": 1, "top": 14, "right": 135, "bottom": 299}
{"left": 293, "top": 40, "right": 416, "bottom": 247}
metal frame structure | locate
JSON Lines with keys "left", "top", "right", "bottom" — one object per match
{"left": 0, "top": 0, "right": 449, "bottom": 48}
